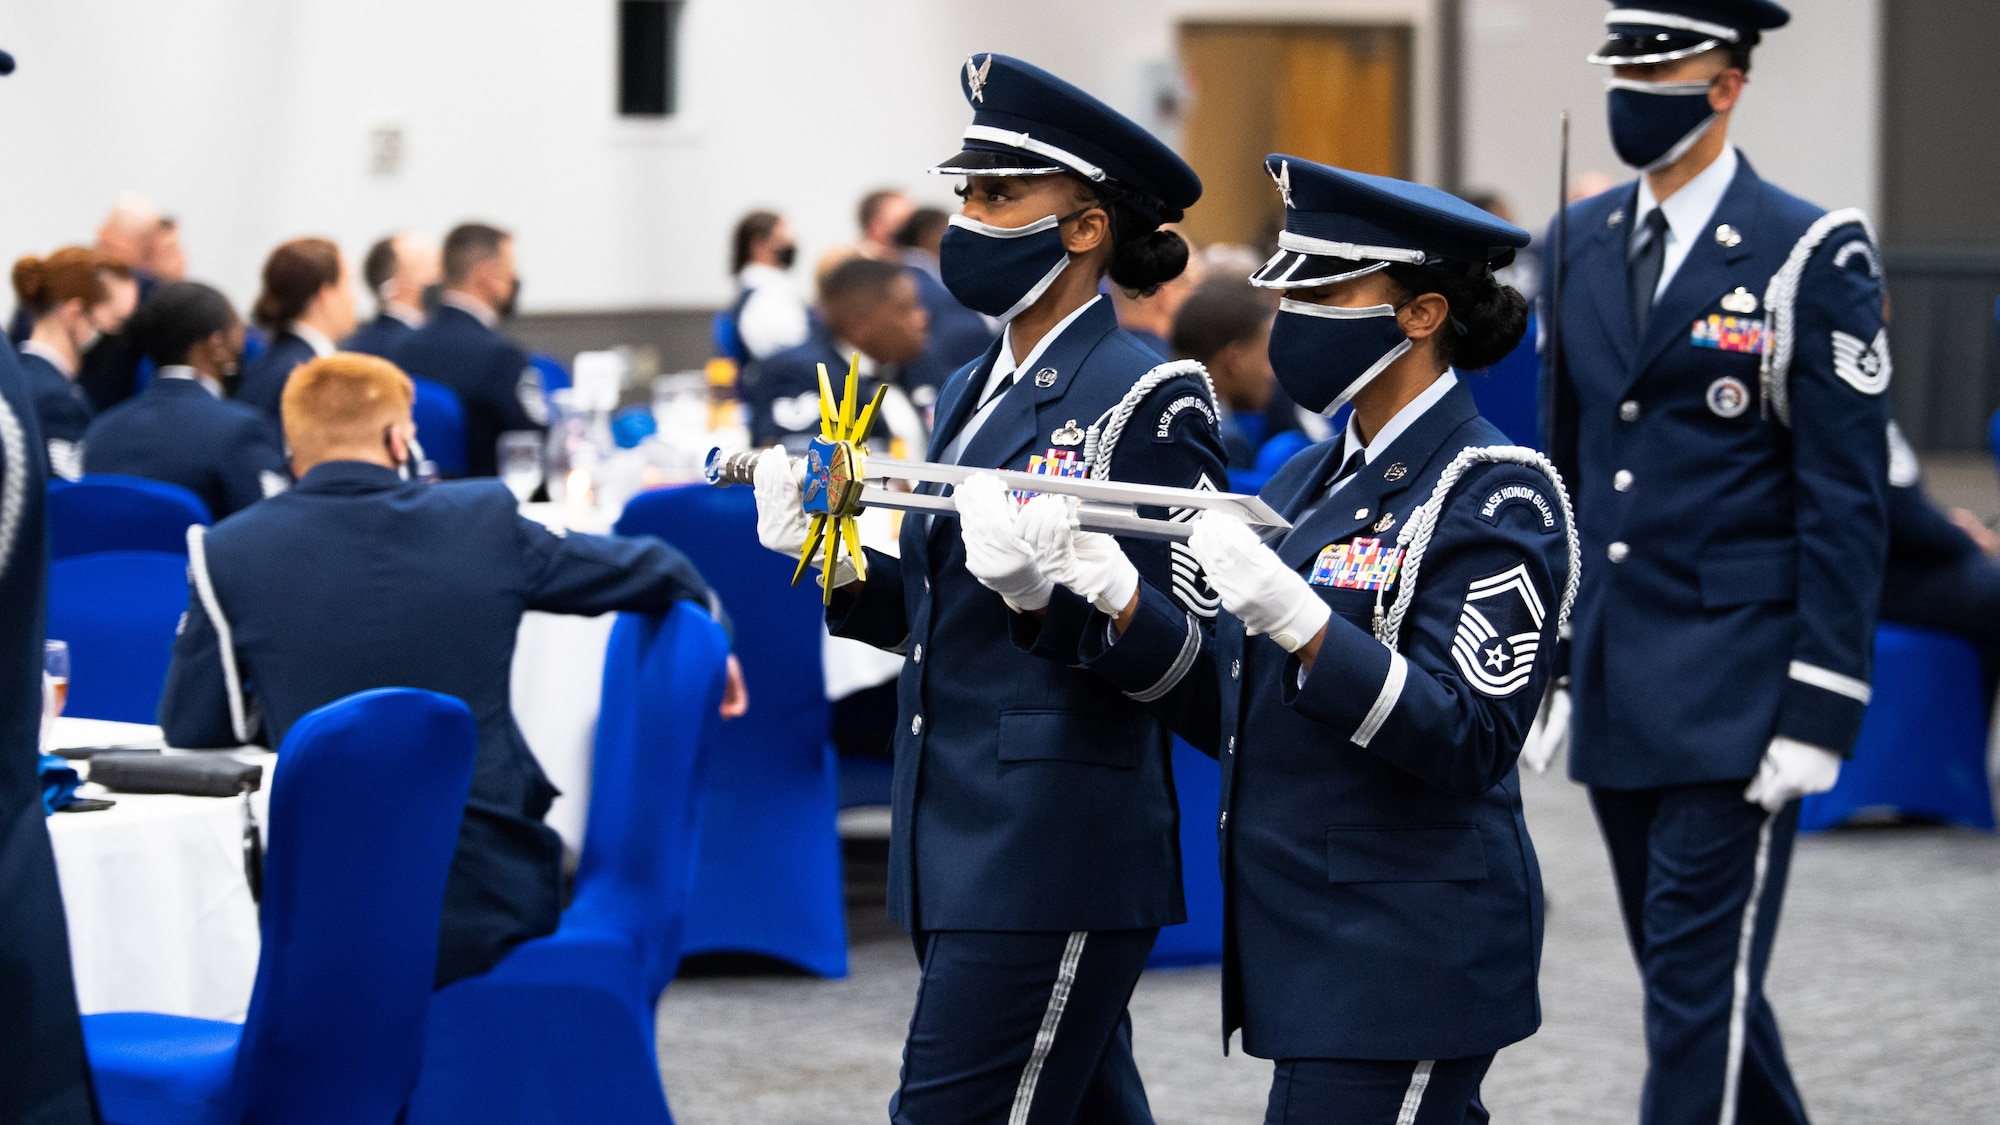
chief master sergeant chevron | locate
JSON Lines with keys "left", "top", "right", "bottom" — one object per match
{"left": 1531, "top": 3, "right": 1890, "bottom": 1123}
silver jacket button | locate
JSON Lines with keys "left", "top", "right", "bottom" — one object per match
{"left": 910, "top": 715, "right": 924, "bottom": 735}
{"left": 1619, "top": 401, "right": 1640, "bottom": 421}
{"left": 1227, "top": 735, "right": 1237, "bottom": 753}
{"left": 1608, "top": 541, "right": 1630, "bottom": 563}
{"left": 913, "top": 644, "right": 923, "bottom": 663}
{"left": 1230, "top": 659, "right": 1241, "bottom": 680}
{"left": 1613, "top": 470, "right": 1633, "bottom": 492}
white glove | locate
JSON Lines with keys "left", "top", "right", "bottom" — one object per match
{"left": 954, "top": 474, "right": 1053, "bottom": 612}
{"left": 1743, "top": 736, "right": 1842, "bottom": 812}
{"left": 1521, "top": 679, "right": 1571, "bottom": 774}
{"left": 1016, "top": 495, "right": 1140, "bottom": 616}
{"left": 1185, "top": 511, "right": 1329, "bottom": 653}
{"left": 751, "top": 446, "right": 857, "bottom": 589}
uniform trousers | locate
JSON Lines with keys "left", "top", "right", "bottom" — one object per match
{"left": 891, "top": 928, "right": 1157, "bottom": 1125}
{"left": 1589, "top": 784, "right": 1808, "bottom": 1125}
{"left": 1263, "top": 1054, "right": 1493, "bottom": 1125}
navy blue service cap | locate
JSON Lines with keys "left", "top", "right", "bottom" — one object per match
{"left": 931, "top": 53, "right": 1201, "bottom": 223}
{"left": 1588, "top": 3, "right": 1789, "bottom": 65}
{"left": 1250, "top": 155, "right": 1529, "bottom": 290}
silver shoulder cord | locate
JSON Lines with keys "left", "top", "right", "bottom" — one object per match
{"left": 1759, "top": 207, "right": 1878, "bottom": 427}
{"left": 186, "top": 525, "right": 256, "bottom": 745}
{"left": 0, "top": 389, "right": 26, "bottom": 586}
{"left": 1081, "top": 359, "right": 1220, "bottom": 481}
{"left": 1371, "top": 446, "right": 1583, "bottom": 650}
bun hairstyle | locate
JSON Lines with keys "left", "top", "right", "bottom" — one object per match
{"left": 12, "top": 246, "right": 122, "bottom": 316}
{"left": 1383, "top": 252, "right": 1529, "bottom": 371}
{"left": 1102, "top": 198, "right": 1188, "bottom": 297}
{"left": 252, "top": 237, "right": 341, "bottom": 333}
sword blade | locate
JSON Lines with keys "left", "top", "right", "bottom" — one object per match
{"left": 859, "top": 456, "right": 1290, "bottom": 539}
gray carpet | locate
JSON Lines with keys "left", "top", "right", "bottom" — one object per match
{"left": 656, "top": 764, "right": 2000, "bottom": 1123}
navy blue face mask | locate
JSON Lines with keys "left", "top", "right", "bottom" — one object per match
{"left": 1267, "top": 297, "right": 1412, "bottom": 416}
{"left": 940, "top": 207, "right": 1092, "bottom": 321}
{"left": 1606, "top": 78, "right": 1717, "bottom": 171}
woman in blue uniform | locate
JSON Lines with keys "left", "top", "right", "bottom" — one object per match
{"left": 749, "top": 53, "right": 1225, "bottom": 1125}
{"left": 235, "top": 236, "right": 354, "bottom": 415}
{"left": 11, "top": 246, "right": 131, "bottom": 477}
{"left": 996, "top": 156, "right": 1578, "bottom": 1123}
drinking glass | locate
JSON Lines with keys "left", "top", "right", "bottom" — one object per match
{"left": 497, "top": 432, "right": 545, "bottom": 503}
{"left": 44, "top": 640, "right": 69, "bottom": 720}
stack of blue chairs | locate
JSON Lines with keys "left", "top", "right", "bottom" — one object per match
{"left": 411, "top": 603, "right": 730, "bottom": 1124}
{"left": 47, "top": 473, "right": 209, "bottom": 559}
{"left": 47, "top": 551, "right": 190, "bottom": 724}
{"left": 1148, "top": 739, "right": 1224, "bottom": 967}
{"left": 410, "top": 377, "right": 469, "bottom": 478}
{"left": 615, "top": 485, "right": 848, "bottom": 978}
{"left": 84, "top": 689, "right": 479, "bottom": 1125}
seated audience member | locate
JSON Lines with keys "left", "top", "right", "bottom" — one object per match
{"left": 11, "top": 248, "right": 133, "bottom": 477}
{"left": 148, "top": 217, "right": 188, "bottom": 282}
{"left": 236, "top": 237, "right": 356, "bottom": 415}
{"left": 893, "top": 205, "right": 997, "bottom": 409}
{"left": 1170, "top": 282, "right": 1276, "bottom": 469}
{"left": 73, "top": 195, "right": 171, "bottom": 411}
{"left": 390, "top": 222, "right": 544, "bottom": 477}
{"left": 1112, "top": 227, "right": 1203, "bottom": 359}
{"left": 344, "top": 231, "right": 439, "bottom": 358}
{"left": 728, "top": 210, "right": 810, "bottom": 364}
{"left": 158, "top": 353, "right": 745, "bottom": 985}
{"left": 82, "top": 282, "right": 289, "bottom": 517}
{"left": 739, "top": 256, "right": 929, "bottom": 456}
{"left": 1880, "top": 420, "right": 2000, "bottom": 675}
{"left": 812, "top": 188, "right": 917, "bottom": 286}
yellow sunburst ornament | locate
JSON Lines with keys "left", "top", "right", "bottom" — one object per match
{"left": 792, "top": 354, "right": 887, "bottom": 603}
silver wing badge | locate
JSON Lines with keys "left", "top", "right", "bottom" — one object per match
{"left": 967, "top": 55, "right": 993, "bottom": 103}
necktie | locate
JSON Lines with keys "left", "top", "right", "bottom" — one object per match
{"left": 1327, "top": 446, "right": 1368, "bottom": 494}
{"left": 978, "top": 369, "right": 1018, "bottom": 411}
{"left": 1628, "top": 208, "right": 1670, "bottom": 336}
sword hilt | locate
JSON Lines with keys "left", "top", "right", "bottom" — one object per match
{"left": 703, "top": 447, "right": 767, "bottom": 486}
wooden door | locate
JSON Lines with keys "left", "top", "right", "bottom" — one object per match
{"left": 1178, "top": 23, "right": 1411, "bottom": 249}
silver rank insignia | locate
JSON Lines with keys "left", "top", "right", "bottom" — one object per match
{"left": 1372, "top": 512, "right": 1396, "bottom": 533}
{"left": 966, "top": 55, "right": 992, "bottom": 102}
{"left": 1714, "top": 223, "right": 1743, "bottom": 248}
{"left": 1050, "top": 419, "right": 1084, "bottom": 447}
{"left": 1720, "top": 286, "right": 1759, "bottom": 314}
{"left": 1271, "top": 159, "right": 1295, "bottom": 209}
{"left": 1383, "top": 462, "right": 1408, "bottom": 482}
{"left": 1608, "top": 208, "right": 1625, "bottom": 228}
{"left": 1033, "top": 367, "right": 1058, "bottom": 388}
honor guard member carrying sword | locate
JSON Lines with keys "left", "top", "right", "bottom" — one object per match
{"left": 996, "top": 155, "right": 1576, "bottom": 1123}
{"left": 1531, "top": 3, "right": 1891, "bottom": 1123}
{"left": 750, "top": 53, "right": 1225, "bottom": 1125}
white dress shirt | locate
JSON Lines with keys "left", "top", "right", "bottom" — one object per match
{"left": 288, "top": 321, "right": 337, "bottom": 359}
{"left": 19, "top": 340, "right": 76, "bottom": 378}
{"left": 156, "top": 364, "right": 224, "bottom": 398}
{"left": 439, "top": 291, "right": 499, "bottom": 330}
{"left": 940, "top": 295, "right": 1103, "bottom": 465}
{"left": 735, "top": 263, "right": 811, "bottom": 361}
{"left": 1634, "top": 143, "right": 1739, "bottom": 300}
{"left": 1325, "top": 371, "right": 1461, "bottom": 498}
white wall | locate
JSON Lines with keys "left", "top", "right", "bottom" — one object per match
{"left": 0, "top": 0, "right": 1877, "bottom": 318}
{"left": 1461, "top": 0, "right": 1882, "bottom": 231}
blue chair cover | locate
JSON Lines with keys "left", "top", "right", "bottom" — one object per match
{"left": 47, "top": 551, "right": 189, "bottom": 724}
{"left": 529, "top": 353, "right": 571, "bottom": 397}
{"left": 1253, "top": 430, "right": 1314, "bottom": 482}
{"left": 615, "top": 485, "right": 848, "bottom": 977}
{"left": 48, "top": 473, "right": 210, "bottom": 559}
{"left": 409, "top": 603, "right": 729, "bottom": 1125}
{"left": 1988, "top": 407, "right": 2000, "bottom": 487}
{"left": 1801, "top": 624, "right": 1996, "bottom": 832}
{"left": 410, "top": 376, "right": 469, "bottom": 478}
{"left": 85, "top": 689, "right": 479, "bottom": 1125}
{"left": 1464, "top": 312, "right": 1540, "bottom": 448}
{"left": 1148, "top": 739, "right": 1223, "bottom": 967}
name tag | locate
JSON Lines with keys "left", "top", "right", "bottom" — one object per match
{"left": 1690, "top": 314, "right": 1767, "bottom": 355}
{"left": 1309, "top": 536, "right": 1404, "bottom": 591}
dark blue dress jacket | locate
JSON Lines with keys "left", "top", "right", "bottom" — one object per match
{"left": 233, "top": 331, "right": 319, "bottom": 419}
{"left": 157, "top": 461, "right": 722, "bottom": 983}
{"left": 1076, "top": 382, "right": 1565, "bottom": 1061}
{"left": 390, "top": 305, "right": 545, "bottom": 477}
{"left": 827, "top": 298, "right": 1227, "bottom": 934}
{"left": 1545, "top": 155, "right": 1890, "bottom": 788}
{"left": 342, "top": 311, "right": 419, "bottom": 359}
{"left": 0, "top": 340, "right": 97, "bottom": 1121}
{"left": 83, "top": 377, "right": 289, "bottom": 518}
{"left": 739, "top": 329, "right": 886, "bottom": 454}
{"left": 17, "top": 351, "right": 92, "bottom": 476}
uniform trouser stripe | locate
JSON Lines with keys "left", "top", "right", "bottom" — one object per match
{"left": 1008, "top": 931, "right": 1088, "bottom": 1125}
{"left": 1717, "top": 811, "right": 1779, "bottom": 1125}
{"left": 1394, "top": 1060, "right": 1435, "bottom": 1125}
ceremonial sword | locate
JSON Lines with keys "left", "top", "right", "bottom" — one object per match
{"left": 704, "top": 356, "right": 1290, "bottom": 600}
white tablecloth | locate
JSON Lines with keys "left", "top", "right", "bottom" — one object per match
{"left": 46, "top": 718, "right": 273, "bottom": 1021}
